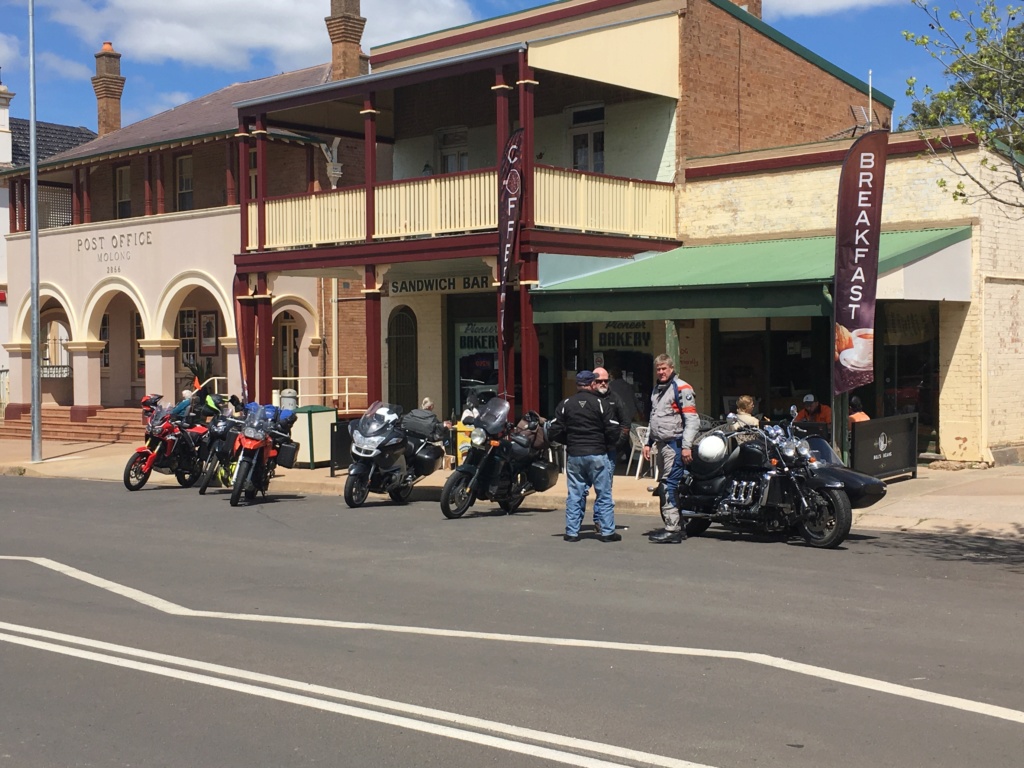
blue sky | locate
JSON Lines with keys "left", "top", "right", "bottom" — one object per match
{"left": 0, "top": 0, "right": 952, "bottom": 130}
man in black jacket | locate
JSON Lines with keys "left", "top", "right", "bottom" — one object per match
{"left": 546, "top": 371, "right": 622, "bottom": 542}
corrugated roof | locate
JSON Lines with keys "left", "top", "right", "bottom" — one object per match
{"left": 22, "top": 64, "right": 332, "bottom": 170}
{"left": 6, "top": 118, "right": 96, "bottom": 168}
{"left": 537, "top": 227, "right": 973, "bottom": 292}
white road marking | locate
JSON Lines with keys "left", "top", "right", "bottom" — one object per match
{"left": 3, "top": 555, "right": 1024, "bottom": 726}
{"left": 0, "top": 625, "right": 713, "bottom": 768}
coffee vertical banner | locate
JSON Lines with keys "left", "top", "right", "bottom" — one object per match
{"left": 833, "top": 129, "right": 888, "bottom": 395}
{"left": 496, "top": 128, "right": 524, "bottom": 396}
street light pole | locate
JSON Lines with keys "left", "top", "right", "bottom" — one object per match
{"left": 28, "top": 0, "right": 42, "bottom": 462}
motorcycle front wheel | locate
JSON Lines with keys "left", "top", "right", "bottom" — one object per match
{"left": 344, "top": 473, "right": 370, "bottom": 508}
{"left": 198, "top": 454, "right": 220, "bottom": 495}
{"left": 123, "top": 453, "right": 152, "bottom": 491}
{"left": 799, "top": 488, "right": 852, "bottom": 549}
{"left": 440, "top": 472, "right": 474, "bottom": 519}
{"left": 230, "top": 458, "right": 253, "bottom": 507}
{"left": 175, "top": 465, "right": 200, "bottom": 488}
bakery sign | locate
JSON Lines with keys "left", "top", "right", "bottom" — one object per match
{"left": 593, "top": 321, "right": 652, "bottom": 350}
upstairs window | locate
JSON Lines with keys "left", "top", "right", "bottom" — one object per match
{"left": 569, "top": 105, "right": 605, "bottom": 174}
{"left": 176, "top": 155, "right": 194, "bottom": 211}
{"left": 248, "top": 147, "right": 258, "bottom": 199}
{"left": 115, "top": 165, "right": 131, "bottom": 219}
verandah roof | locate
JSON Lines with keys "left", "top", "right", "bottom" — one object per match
{"left": 532, "top": 227, "right": 972, "bottom": 323}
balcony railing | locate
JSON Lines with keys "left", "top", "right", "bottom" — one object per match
{"left": 247, "top": 166, "right": 675, "bottom": 250}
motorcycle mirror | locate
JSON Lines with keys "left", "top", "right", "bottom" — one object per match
{"left": 726, "top": 412, "right": 737, "bottom": 424}
{"left": 790, "top": 405, "right": 798, "bottom": 419}
{"left": 463, "top": 416, "right": 476, "bottom": 427}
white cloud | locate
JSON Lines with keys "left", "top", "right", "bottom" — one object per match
{"left": 37, "top": 52, "right": 93, "bottom": 81}
{"left": 0, "top": 31, "right": 23, "bottom": 72}
{"left": 764, "top": 0, "right": 905, "bottom": 19}
{"left": 34, "top": 0, "right": 475, "bottom": 74}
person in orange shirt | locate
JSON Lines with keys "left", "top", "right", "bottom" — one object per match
{"left": 848, "top": 395, "right": 870, "bottom": 427}
{"left": 796, "top": 393, "right": 832, "bottom": 424}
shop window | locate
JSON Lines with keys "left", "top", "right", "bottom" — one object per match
{"left": 134, "top": 312, "right": 145, "bottom": 380}
{"left": 176, "top": 154, "right": 194, "bottom": 211}
{"left": 177, "top": 308, "right": 198, "bottom": 368}
{"left": 569, "top": 105, "right": 605, "bottom": 173}
{"left": 115, "top": 165, "right": 131, "bottom": 219}
{"left": 100, "top": 314, "right": 110, "bottom": 368}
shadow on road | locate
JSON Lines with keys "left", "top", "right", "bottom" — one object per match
{"left": 855, "top": 529, "right": 1024, "bottom": 573}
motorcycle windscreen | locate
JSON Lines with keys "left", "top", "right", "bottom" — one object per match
{"left": 475, "top": 397, "right": 511, "bottom": 436}
{"left": 357, "top": 401, "right": 402, "bottom": 436}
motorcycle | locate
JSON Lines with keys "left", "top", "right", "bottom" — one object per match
{"left": 227, "top": 403, "right": 299, "bottom": 507}
{"left": 439, "top": 396, "right": 559, "bottom": 519}
{"left": 344, "top": 402, "right": 447, "bottom": 508}
{"left": 197, "top": 395, "right": 245, "bottom": 495}
{"left": 672, "top": 407, "right": 886, "bottom": 548}
{"left": 123, "top": 394, "right": 206, "bottom": 491}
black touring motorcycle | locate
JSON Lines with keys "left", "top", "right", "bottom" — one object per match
{"left": 668, "top": 408, "right": 886, "bottom": 548}
{"left": 439, "top": 396, "right": 559, "bottom": 518}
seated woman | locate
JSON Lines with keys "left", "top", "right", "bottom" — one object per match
{"left": 731, "top": 395, "right": 760, "bottom": 428}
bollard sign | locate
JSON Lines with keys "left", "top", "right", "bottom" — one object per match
{"left": 833, "top": 130, "right": 888, "bottom": 395}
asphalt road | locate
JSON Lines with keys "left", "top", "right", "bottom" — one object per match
{"left": 2, "top": 476, "right": 1023, "bottom": 768}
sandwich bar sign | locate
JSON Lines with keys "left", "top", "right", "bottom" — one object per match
{"left": 833, "top": 130, "right": 888, "bottom": 395}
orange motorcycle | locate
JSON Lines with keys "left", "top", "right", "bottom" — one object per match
{"left": 227, "top": 404, "right": 298, "bottom": 506}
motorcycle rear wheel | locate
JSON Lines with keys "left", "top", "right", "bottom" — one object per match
{"left": 344, "top": 473, "right": 370, "bottom": 508}
{"left": 440, "top": 472, "right": 474, "bottom": 519}
{"left": 388, "top": 480, "right": 413, "bottom": 504}
{"left": 230, "top": 458, "right": 252, "bottom": 507}
{"left": 799, "top": 488, "right": 852, "bottom": 549}
{"left": 198, "top": 455, "right": 220, "bottom": 495}
{"left": 123, "top": 453, "right": 152, "bottom": 491}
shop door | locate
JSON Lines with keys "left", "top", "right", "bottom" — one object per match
{"left": 275, "top": 311, "right": 300, "bottom": 392}
{"left": 388, "top": 307, "right": 418, "bottom": 414}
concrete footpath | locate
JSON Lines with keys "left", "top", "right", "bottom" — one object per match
{"left": 0, "top": 439, "right": 1022, "bottom": 540}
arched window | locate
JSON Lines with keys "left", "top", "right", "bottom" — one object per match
{"left": 387, "top": 307, "right": 418, "bottom": 414}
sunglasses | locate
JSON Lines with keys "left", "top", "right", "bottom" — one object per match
{"left": 594, "top": 378, "right": 608, "bottom": 383}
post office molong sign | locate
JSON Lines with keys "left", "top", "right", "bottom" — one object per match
{"left": 596, "top": 321, "right": 651, "bottom": 350}
{"left": 78, "top": 229, "right": 154, "bottom": 263}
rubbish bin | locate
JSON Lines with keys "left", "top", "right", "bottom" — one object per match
{"left": 292, "top": 405, "right": 338, "bottom": 469}
{"left": 280, "top": 388, "right": 299, "bottom": 413}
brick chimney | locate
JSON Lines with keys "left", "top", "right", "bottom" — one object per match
{"left": 732, "top": 1, "right": 762, "bottom": 17}
{"left": 91, "top": 41, "right": 125, "bottom": 137}
{"left": 325, "top": 0, "right": 369, "bottom": 81}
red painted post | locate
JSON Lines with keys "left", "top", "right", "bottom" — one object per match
{"left": 364, "top": 265, "right": 382, "bottom": 402}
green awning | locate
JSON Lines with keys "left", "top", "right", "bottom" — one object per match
{"left": 533, "top": 226, "right": 972, "bottom": 323}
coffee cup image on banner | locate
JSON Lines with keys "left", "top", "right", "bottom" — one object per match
{"left": 838, "top": 327, "right": 874, "bottom": 371}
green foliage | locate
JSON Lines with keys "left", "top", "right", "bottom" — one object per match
{"left": 902, "top": 1, "right": 1024, "bottom": 208}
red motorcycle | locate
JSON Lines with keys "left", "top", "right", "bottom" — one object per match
{"left": 227, "top": 404, "right": 298, "bottom": 506}
{"left": 123, "top": 394, "right": 207, "bottom": 491}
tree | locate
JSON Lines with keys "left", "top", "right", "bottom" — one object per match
{"left": 902, "top": 1, "right": 1024, "bottom": 209}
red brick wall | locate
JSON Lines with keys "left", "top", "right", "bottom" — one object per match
{"left": 682, "top": 1, "right": 891, "bottom": 158}
{"left": 317, "top": 276, "right": 369, "bottom": 410}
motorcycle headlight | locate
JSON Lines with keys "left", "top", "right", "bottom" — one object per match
{"left": 352, "top": 430, "right": 385, "bottom": 450}
{"left": 470, "top": 427, "right": 487, "bottom": 447}
{"left": 781, "top": 439, "right": 798, "bottom": 459}
{"left": 243, "top": 426, "right": 266, "bottom": 440}
{"left": 797, "top": 439, "right": 811, "bottom": 458}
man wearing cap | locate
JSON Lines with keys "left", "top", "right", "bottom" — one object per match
{"left": 796, "top": 394, "right": 832, "bottom": 424}
{"left": 546, "top": 371, "right": 622, "bottom": 542}
{"left": 643, "top": 354, "right": 700, "bottom": 544}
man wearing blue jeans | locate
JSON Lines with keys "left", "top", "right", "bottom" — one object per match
{"left": 546, "top": 370, "right": 622, "bottom": 542}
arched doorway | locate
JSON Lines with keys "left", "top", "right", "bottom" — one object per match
{"left": 387, "top": 306, "right": 417, "bottom": 413}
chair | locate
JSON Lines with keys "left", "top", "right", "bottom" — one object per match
{"left": 626, "top": 424, "right": 658, "bottom": 480}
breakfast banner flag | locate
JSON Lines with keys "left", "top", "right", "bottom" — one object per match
{"left": 833, "top": 130, "right": 888, "bottom": 395}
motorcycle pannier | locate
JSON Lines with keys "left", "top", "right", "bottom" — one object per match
{"left": 402, "top": 409, "right": 443, "bottom": 439}
{"left": 527, "top": 459, "right": 559, "bottom": 492}
{"left": 276, "top": 441, "right": 300, "bottom": 469}
{"left": 413, "top": 441, "right": 445, "bottom": 475}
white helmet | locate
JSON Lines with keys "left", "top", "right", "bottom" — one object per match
{"left": 697, "top": 434, "right": 728, "bottom": 463}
